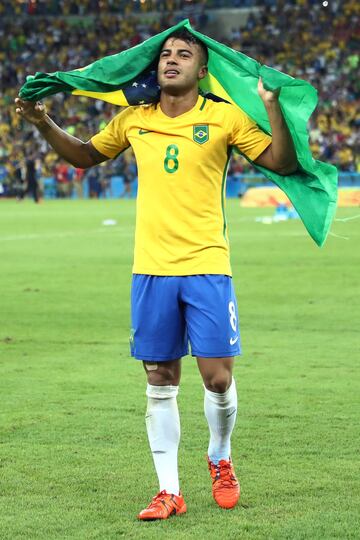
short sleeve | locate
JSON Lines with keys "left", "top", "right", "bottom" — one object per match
{"left": 228, "top": 106, "right": 272, "bottom": 162}
{"left": 90, "top": 107, "right": 133, "bottom": 159}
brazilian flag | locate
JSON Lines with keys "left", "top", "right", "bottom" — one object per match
{"left": 19, "top": 19, "right": 338, "bottom": 247}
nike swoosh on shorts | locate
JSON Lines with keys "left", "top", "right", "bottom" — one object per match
{"left": 230, "top": 336, "right": 239, "bottom": 345}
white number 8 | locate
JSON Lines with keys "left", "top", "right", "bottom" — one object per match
{"left": 229, "top": 301, "right": 237, "bottom": 332}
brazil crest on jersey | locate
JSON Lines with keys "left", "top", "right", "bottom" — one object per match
{"left": 91, "top": 96, "right": 271, "bottom": 276}
{"left": 193, "top": 125, "right": 209, "bottom": 145}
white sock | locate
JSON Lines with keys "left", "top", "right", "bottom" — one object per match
{"left": 204, "top": 378, "right": 237, "bottom": 464}
{"left": 145, "top": 384, "right": 180, "bottom": 495}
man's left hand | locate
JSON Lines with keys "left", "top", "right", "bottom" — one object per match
{"left": 258, "top": 78, "right": 280, "bottom": 104}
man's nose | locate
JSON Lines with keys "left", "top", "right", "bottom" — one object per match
{"left": 166, "top": 57, "right": 178, "bottom": 65}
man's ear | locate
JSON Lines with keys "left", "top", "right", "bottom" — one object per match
{"left": 198, "top": 65, "right": 208, "bottom": 80}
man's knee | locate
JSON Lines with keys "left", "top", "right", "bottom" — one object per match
{"left": 203, "top": 372, "right": 232, "bottom": 393}
{"left": 198, "top": 357, "right": 234, "bottom": 393}
{"left": 143, "top": 360, "right": 181, "bottom": 386}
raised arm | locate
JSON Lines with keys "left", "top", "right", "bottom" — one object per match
{"left": 253, "top": 79, "right": 297, "bottom": 175}
{"left": 15, "top": 97, "right": 108, "bottom": 169}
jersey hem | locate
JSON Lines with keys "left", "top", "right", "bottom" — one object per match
{"left": 132, "top": 268, "right": 233, "bottom": 277}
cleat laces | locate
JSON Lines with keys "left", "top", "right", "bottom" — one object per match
{"left": 146, "top": 490, "right": 177, "bottom": 511}
{"left": 209, "top": 460, "right": 238, "bottom": 490}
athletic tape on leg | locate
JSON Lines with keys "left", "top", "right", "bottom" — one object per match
{"left": 144, "top": 362, "right": 158, "bottom": 371}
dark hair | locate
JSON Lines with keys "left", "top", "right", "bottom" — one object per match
{"left": 164, "top": 28, "right": 208, "bottom": 65}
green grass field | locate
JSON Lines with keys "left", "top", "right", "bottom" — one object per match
{"left": 1, "top": 199, "right": 359, "bottom": 539}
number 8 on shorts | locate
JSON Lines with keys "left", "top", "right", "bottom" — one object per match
{"left": 229, "top": 301, "right": 237, "bottom": 332}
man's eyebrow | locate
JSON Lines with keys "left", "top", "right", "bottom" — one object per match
{"left": 160, "top": 48, "right": 193, "bottom": 55}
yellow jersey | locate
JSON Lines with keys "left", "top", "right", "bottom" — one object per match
{"left": 91, "top": 95, "right": 271, "bottom": 276}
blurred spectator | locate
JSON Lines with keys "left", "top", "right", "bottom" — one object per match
{"left": 98, "top": 161, "right": 114, "bottom": 198}
{"left": 86, "top": 167, "right": 102, "bottom": 198}
{"left": 12, "top": 159, "right": 26, "bottom": 199}
{"left": 121, "top": 152, "right": 137, "bottom": 198}
{"left": 0, "top": 158, "right": 10, "bottom": 196}
{"left": 24, "top": 154, "right": 40, "bottom": 203}
{"left": 54, "top": 161, "right": 72, "bottom": 198}
{"left": 73, "top": 167, "right": 85, "bottom": 198}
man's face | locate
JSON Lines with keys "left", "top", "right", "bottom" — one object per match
{"left": 157, "top": 38, "right": 207, "bottom": 94}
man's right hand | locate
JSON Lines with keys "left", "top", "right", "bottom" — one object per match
{"left": 15, "top": 97, "right": 47, "bottom": 126}
{"left": 14, "top": 96, "right": 108, "bottom": 169}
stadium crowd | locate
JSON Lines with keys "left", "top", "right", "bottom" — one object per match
{"left": 0, "top": 0, "right": 276, "bottom": 17}
{"left": 0, "top": 0, "right": 358, "bottom": 198}
{"left": 223, "top": 0, "right": 359, "bottom": 179}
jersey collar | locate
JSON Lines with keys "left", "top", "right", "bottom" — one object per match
{"left": 157, "top": 94, "right": 206, "bottom": 120}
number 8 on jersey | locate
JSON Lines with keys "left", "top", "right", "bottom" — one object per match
{"left": 164, "top": 144, "right": 179, "bottom": 173}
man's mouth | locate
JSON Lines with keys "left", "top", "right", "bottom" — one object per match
{"left": 164, "top": 69, "right": 180, "bottom": 78}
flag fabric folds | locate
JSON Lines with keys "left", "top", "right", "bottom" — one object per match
{"left": 19, "top": 19, "right": 338, "bottom": 246}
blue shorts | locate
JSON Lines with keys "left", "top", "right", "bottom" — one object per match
{"left": 130, "top": 274, "right": 241, "bottom": 361}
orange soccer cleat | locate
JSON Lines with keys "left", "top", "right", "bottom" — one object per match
{"left": 138, "top": 490, "right": 187, "bottom": 520}
{"left": 207, "top": 457, "right": 240, "bottom": 509}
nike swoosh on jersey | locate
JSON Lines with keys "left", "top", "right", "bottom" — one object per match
{"left": 230, "top": 336, "right": 239, "bottom": 345}
{"left": 138, "top": 129, "right": 153, "bottom": 135}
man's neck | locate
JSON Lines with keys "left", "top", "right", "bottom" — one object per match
{"left": 159, "top": 89, "right": 199, "bottom": 118}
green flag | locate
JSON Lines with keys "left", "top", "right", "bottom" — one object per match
{"left": 19, "top": 19, "right": 337, "bottom": 246}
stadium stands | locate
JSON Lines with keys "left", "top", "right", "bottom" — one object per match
{"left": 0, "top": 0, "right": 358, "bottom": 198}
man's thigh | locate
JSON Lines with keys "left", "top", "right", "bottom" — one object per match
{"left": 181, "top": 275, "right": 241, "bottom": 358}
{"left": 130, "top": 275, "right": 188, "bottom": 361}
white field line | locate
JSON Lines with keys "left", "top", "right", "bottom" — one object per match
{"left": 0, "top": 228, "right": 133, "bottom": 243}
{"left": 335, "top": 214, "right": 360, "bottom": 222}
{"left": 1, "top": 221, "right": 357, "bottom": 243}
{"left": 328, "top": 232, "right": 350, "bottom": 240}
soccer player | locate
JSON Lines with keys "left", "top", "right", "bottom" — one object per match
{"left": 15, "top": 28, "right": 297, "bottom": 520}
